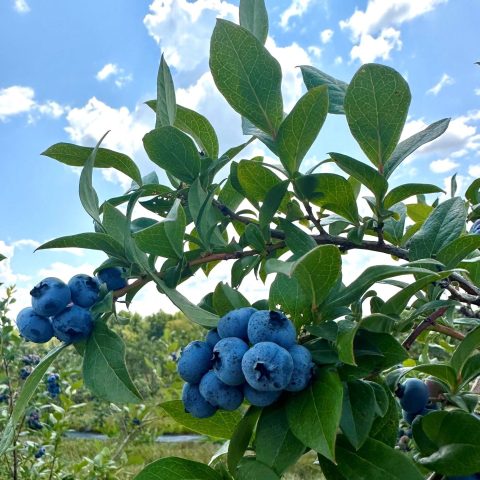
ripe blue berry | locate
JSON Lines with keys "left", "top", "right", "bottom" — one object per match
{"left": 19, "top": 367, "right": 32, "bottom": 380}
{"left": 286, "top": 345, "right": 314, "bottom": 392}
{"left": 470, "top": 219, "right": 480, "bottom": 235}
{"left": 34, "top": 447, "right": 46, "bottom": 459}
{"left": 22, "top": 354, "right": 40, "bottom": 365}
{"left": 16, "top": 307, "right": 54, "bottom": 343}
{"left": 248, "top": 310, "right": 296, "bottom": 348}
{"left": 205, "top": 328, "right": 221, "bottom": 348}
{"left": 97, "top": 267, "right": 127, "bottom": 291}
{"left": 396, "top": 378, "right": 429, "bottom": 414}
{"left": 217, "top": 307, "right": 257, "bottom": 341}
{"left": 243, "top": 384, "right": 281, "bottom": 407}
{"left": 199, "top": 370, "right": 243, "bottom": 411}
{"left": 177, "top": 341, "right": 213, "bottom": 384}
{"left": 68, "top": 274, "right": 100, "bottom": 308}
{"left": 30, "top": 277, "right": 71, "bottom": 317}
{"left": 51, "top": 305, "right": 93, "bottom": 343}
{"left": 182, "top": 383, "right": 217, "bottom": 418}
{"left": 242, "top": 342, "right": 294, "bottom": 392}
{"left": 26, "top": 411, "right": 42, "bottom": 430}
{"left": 212, "top": 337, "right": 248, "bottom": 386}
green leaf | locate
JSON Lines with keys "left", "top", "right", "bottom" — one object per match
{"left": 329, "top": 265, "right": 434, "bottom": 309}
{"left": 146, "top": 101, "right": 219, "bottom": 159}
{"left": 336, "top": 319, "right": 359, "bottom": 366}
{"left": 415, "top": 410, "right": 480, "bottom": 476}
{"left": 286, "top": 369, "right": 343, "bottom": 462}
{"left": 239, "top": 0, "right": 268, "bottom": 45}
{"left": 295, "top": 173, "right": 359, "bottom": 225}
{"left": 451, "top": 325, "right": 480, "bottom": 373}
{"left": 236, "top": 458, "right": 280, "bottom": 480}
{"left": 155, "top": 54, "right": 177, "bottom": 128}
{"left": 409, "top": 197, "right": 467, "bottom": 261}
{"left": 42, "top": 142, "right": 142, "bottom": 186}
{"left": 329, "top": 152, "right": 388, "bottom": 200}
{"left": 466, "top": 178, "right": 480, "bottom": 205}
{"left": 367, "top": 381, "right": 389, "bottom": 418}
{"left": 227, "top": 406, "right": 261, "bottom": 474}
{"left": 384, "top": 184, "right": 444, "bottom": 209}
{"left": 340, "top": 380, "right": 377, "bottom": 450}
{"left": 232, "top": 256, "right": 260, "bottom": 288}
{"left": 380, "top": 271, "right": 450, "bottom": 315}
{"left": 383, "top": 203, "right": 406, "bottom": 246}
{"left": 437, "top": 234, "right": 480, "bottom": 268}
{"left": 210, "top": 19, "right": 283, "bottom": 136}
{"left": 300, "top": 65, "right": 348, "bottom": 115}
{"left": 384, "top": 118, "right": 450, "bottom": 179}
{"left": 370, "top": 383, "right": 399, "bottom": 448}
{"left": 244, "top": 223, "right": 266, "bottom": 251}
{"left": 278, "top": 218, "right": 317, "bottom": 256}
{"left": 161, "top": 400, "right": 241, "bottom": 439}
{"left": 277, "top": 86, "right": 329, "bottom": 175}
{"left": 36, "top": 233, "right": 125, "bottom": 260}
{"left": 460, "top": 354, "right": 480, "bottom": 386}
{"left": 259, "top": 181, "right": 289, "bottom": 237}
{"left": 269, "top": 273, "right": 312, "bottom": 329}
{"left": 237, "top": 160, "right": 281, "bottom": 205}
{"left": 102, "top": 203, "right": 127, "bottom": 244}
{"left": 134, "top": 457, "right": 221, "bottom": 480}
{"left": 321, "top": 436, "right": 424, "bottom": 480}
{"left": 292, "top": 245, "right": 341, "bottom": 309}
{"left": 151, "top": 274, "right": 219, "bottom": 327}
{"left": 83, "top": 321, "right": 142, "bottom": 404}
{"left": 133, "top": 199, "right": 186, "bottom": 259}
{"left": 344, "top": 64, "right": 411, "bottom": 168}
{"left": 143, "top": 126, "right": 201, "bottom": 183}
{"left": 0, "top": 344, "right": 67, "bottom": 455}
{"left": 79, "top": 132, "right": 109, "bottom": 226}
{"left": 213, "top": 282, "right": 250, "bottom": 316}
{"left": 256, "top": 403, "right": 305, "bottom": 475}
{"left": 406, "top": 203, "right": 433, "bottom": 223}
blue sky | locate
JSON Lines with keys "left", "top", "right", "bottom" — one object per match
{"left": 1, "top": 0, "right": 479, "bottom": 318}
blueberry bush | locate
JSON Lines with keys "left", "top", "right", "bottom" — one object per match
{"left": 3, "top": 1, "right": 480, "bottom": 478}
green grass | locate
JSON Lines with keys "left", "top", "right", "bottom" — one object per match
{"left": 57, "top": 438, "right": 324, "bottom": 479}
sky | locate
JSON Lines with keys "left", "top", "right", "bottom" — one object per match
{"left": 1, "top": 0, "right": 480, "bottom": 319}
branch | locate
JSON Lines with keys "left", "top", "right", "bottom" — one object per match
{"left": 402, "top": 307, "right": 448, "bottom": 350}
{"left": 430, "top": 324, "right": 465, "bottom": 341}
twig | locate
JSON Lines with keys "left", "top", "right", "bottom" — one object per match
{"left": 402, "top": 307, "right": 448, "bottom": 350}
{"left": 430, "top": 324, "right": 465, "bottom": 341}
{"left": 302, "top": 201, "right": 328, "bottom": 236}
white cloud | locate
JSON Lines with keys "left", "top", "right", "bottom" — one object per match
{"left": 340, "top": 0, "right": 447, "bottom": 63}
{"left": 468, "top": 164, "right": 480, "bottom": 177}
{"left": 427, "top": 73, "right": 454, "bottom": 95}
{"left": 334, "top": 56, "right": 343, "bottom": 65}
{"left": 430, "top": 158, "right": 459, "bottom": 173}
{"left": 0, "top": 85, "right": 68, "bottom": 122}
{"left": 350, "top": 27, "right": 402, "bottom": 64}
{"left": 37, "top": 262, "right": 97, "bottom": 281}
{"left": 320, "top": 28, "right": 334, "bottom": 44}
{"left": 0, "top": 86, "right": 35, "bottom": 120}
{"left": 475, "top": 88, "right": 480, "bottom": 96}
{"left": 307, "top": 46, "right": 322, "bottom": 58}
{"left": 144, "top": 0, "right": 237, "bottom": 72}
{"left": 96, "top": 63, "right": 132, "bottom": 88}
{"left": 280, "top": 0, "right": 314, "bottom": 29}
{"left": 14, "top": 0, "right": 30, "bottom": 13}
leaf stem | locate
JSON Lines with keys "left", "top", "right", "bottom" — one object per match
{"left": 402, "top": 307, "right": 448, "bottom": 350}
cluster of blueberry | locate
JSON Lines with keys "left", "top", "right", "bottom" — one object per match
{"left": 18, "top": 354, "right": 41, "bottom": 380}
{"left": 15, "top": 267, "right": 126, "bottom": 345}
{"left": 471, "top": 219, "right": 480, "bottom": 234}
{"left": 46, "top": 373, "right": 60, "bottom": 398}
{"left": 178, "top": 308, "right": 314, "bottom": 418}
{"left": 26, "top": 410, "right": 42, "bottom": 430}
{"left": 34, "top": 447, "right": 46, "bottom": 459}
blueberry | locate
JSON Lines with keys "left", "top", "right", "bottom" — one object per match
{"left": 0, "top": 391, "right": 8, "bottom": 403}
{"left": 212, "top": 337, "right": 248, "bottom": 386}
{"left": 51, "top": 305, "right": 93, "bottom": 343}
{"left": 26, "top": 411, "right": 42, "bottom": 430}
{"left": 16, "top": 307, "right": 54, "bottom": 343}
{"left": 286, "top": 345, "right": 314, "bottom": 392}
{"left": 396, "top": 378, "right": 429, "bottom": 414}
{"left": 22, "top": 354, "right": 41, "bottom": 365}
{"left": 68, "top": 274, "right": 100, "bottom": 308}
{"left": 243, "top": 384, "right": 281, "bottom": 407}
{"left": 97, "top": 267, "right": 127, "bottom": 291}
{"left": 132, "top": 418, "right": 141, "bottom": 426}
{"left": 19, "top": 367, "right": 32, "bottom": 380}
{"left": 217, "top": 307, "right": 257, "bottom": 341}
{"left": 242, "top": 342, "right": 294, "bottom": 392}
{"left": 30, "top": 277, "right": 71, "bottom": 317}
{"left": 182, "top": 383, "right": 217, "bottom": 418}
{"left": 34, "top": 447, "right": 46, "bottom": 459}
{"left": 205, "top": 328, "right": 221, "bottom": 348}
{"left": 46, "top": 373, "right": 60, "bottom": 398}
{"left": 248, "top": 310, "right": 296, "bottom": 348}
{"left": 177, "top": 341, "right": 213, "bottom": 384}
{"left": 199, "top": 370, "right": 243, "bottom": 410}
